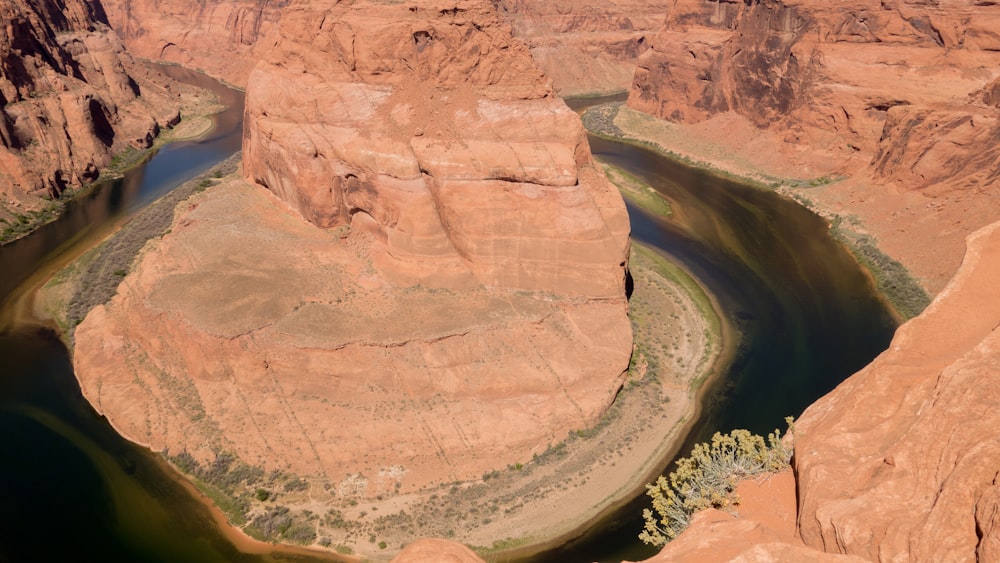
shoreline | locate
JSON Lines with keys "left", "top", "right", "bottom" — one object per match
{"left": 35, "top": 164, "right": 734, "bottom": 560}
{"left": 582, "top": 101, "right": 930, "bottom": 321}
{"left": 484, "top": 242, "right": 737, "bottom": 561}
{"left": 0, "top": 65, "right": 226, "bottom": 246}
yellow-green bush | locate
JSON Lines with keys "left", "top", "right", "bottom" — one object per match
{"left": 639, "top": 417, "right": 794, "bottom": 546}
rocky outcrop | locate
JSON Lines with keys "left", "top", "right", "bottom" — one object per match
{"left": 0, "top": 0, "right": 181, "bottom": 216}
{"left": 99, "top": 0, "right": 282, "bottom": 86}
{"left": 243, "top": 0, "right": 631, "bottom": 297}
{"left": 74, "top": 0, "right": 631, "bottom": 503}
{"left": 644, "top": 220, "right": 1000, "bottom": 560}
{"left": 494, "top": 0, "right": 670, "bottom": 96}
{"left": 629, "top": 0, "right": 1000, "bottom": 291}
{"left": 791, "top": 219, "right": 1000, "bottom": 560}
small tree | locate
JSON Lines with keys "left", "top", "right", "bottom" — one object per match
{"left": 639, "top": 417, "right": 794, "bottom": 546}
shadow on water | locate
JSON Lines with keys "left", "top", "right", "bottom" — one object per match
{"left": 0, "top": 80, "right": 896, "bottom": 561}
{"left": 0, "top": 66, "right": 340, "bottom": 563}
{"left": 520, "top": 124, "right": 897, "bottom": 561}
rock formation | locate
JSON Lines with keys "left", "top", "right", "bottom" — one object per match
{"left": 644, "top": 219, "right": 1000, "bottom": 562}
{"left": 98, "top": 0, "right": 282, "bottom": 86}
{"left": 0, "top": 0, "right": 181, "bottom": 219}
{"left": 74, "top": 0, "right": 631, "bottom": 502}
{"left": 243, "top": 0, "right": 630, "bottom": 296}
{"left": 629, "top": 0, "right": 1000, "bottom": 291}
{"left": 493, "top": 0, "right": 670, "bottom": 96}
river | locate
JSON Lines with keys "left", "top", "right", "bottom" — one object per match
{"left": 0, "top": 65, "right": 336, "bottom": 563}
{"left": 0, "top": 81, "right": 896, "bottom": 561}
{"left": 531, "top": 98, "right": 898, "bottom": 562}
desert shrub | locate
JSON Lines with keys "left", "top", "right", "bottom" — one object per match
{"left": 639, "top": 417, "right": 794, "bottom": 546}
{"left": 283, "top": 477, "right": 308, "bottom": 492}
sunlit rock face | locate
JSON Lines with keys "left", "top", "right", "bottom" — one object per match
{"left": 492, "top": 0, "right": 672, "bottom": 96}
{"left": 74, "top": 0, "right": 633, "bottom": 500}
{"left": 629, "top": 0, "right": 1000, "bottom": 291}
{"left": 640, "top": 220, "right": 1000, "bottom": 562}
{"left": 98, "top": 0, "right": 282, "bottom": 87}
{"left": 0, "top": 0, "right": 180, "bottom": 213}
{"left": 243, "top": 0, "right": 631, "bottom": 298}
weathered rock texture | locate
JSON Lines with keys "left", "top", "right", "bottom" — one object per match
{"left": 0, "top": 0, "right": 180, "bottom": 216}
{"left": 493, "top": 0, "right": 670, "bottom": 96}
{"left": 791, "top": 219, "right": 1000, "bottom": 560}
{"left": 243, "top": 0, "right": 631, "bottom": 297}
{"left": 74, "top": 0, "right": 631, "bottom": 498}
{"left": 629, "top": 0, "right": 1000, "bottom": 292}
{"left": 644, "top": 220, "right": 1000, "bottom": 561}
{"left": 99, "top": 0, "right": 282, "bottom": 86}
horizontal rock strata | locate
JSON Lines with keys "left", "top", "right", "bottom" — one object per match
{"left": 493, "top": 0, "right": 671, "bottom": 96}
{"left": 99, "top": 0, "right": 282, "bottom": 86}
{"left": 0, "top": 0, "right": 182, "bottom": 217}
{"left": 74, "top": 0, "right": 632, "bottom": 499}
{"left": 628, "top": 0, "right": 1000, "bottom": 291}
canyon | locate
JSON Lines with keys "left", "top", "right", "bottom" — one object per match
{"left": 0, "top": 0, "right": 189, "bottom": 229}
{"left": 628, "top": 0, "right": 1000, "bottom": 294}
{"left": 618, "top": 0, "right": 1000, "bottom": 560}
{"left": 5, "top": 0, "right": 1000, "bottom": 559}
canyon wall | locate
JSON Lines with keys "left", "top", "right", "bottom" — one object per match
{"left": 627, "top": 1, "right": 1000, "bottom": 560}
{"left": 493, "top": 0, "right": 670, "bottom": 96}
{"left": 98, "top": 0, "right": 282, "bottom": 86}
{"left": 0, "top": 0, "right": 180, "bottom": 219}
{"left": 629, "top": 0, "right": 1000, "bottom": 291}
{"left": 74, "top": 0, "right": 632, "bottom": 503}
{"left": 644, "top": 219, "right": 1000, "bottom": 562}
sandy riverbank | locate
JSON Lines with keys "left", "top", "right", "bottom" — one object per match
{"left": 35, "top": 157, "right": 732, "bottom": 560}
{"left": 583, "top": 102, "right": 930, "bottom": 321}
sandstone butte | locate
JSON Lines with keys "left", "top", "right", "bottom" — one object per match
{"left": 0, "top": 0, "right": 183, "bottom": 222}
{"left": 73, "top": 0, "right": 632, "bottom": 510}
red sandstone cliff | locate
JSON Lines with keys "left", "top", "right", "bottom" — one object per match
{"left": 98, "top": 0, "right": 282, "bottom": 86}
{"left": 243, "top": 0, "right": 630, "bottom": 296}
{"left": 629, "top": 0, "right": 1000, "bottom": 292}
{"left": 642, "top": 219, "right": 1000, "bottom": 562}
{"left": 494, "top": 0, "right": 670, "bottom": 96}
{"left": 623, "top": 1, "right": 1000, "bottom": 559}
{"left": 0, "top": 0, "right": 181, "bottom": 220}
{"left": 74, "top": 0, "right": 631, "bottom": 508}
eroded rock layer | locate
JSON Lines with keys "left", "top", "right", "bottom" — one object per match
{"left": 644, "top": 220, "right": 1000, "bottom": 562}
{"left": 494, "top": 0, "right": 670, "bottom": 96}
{"left": 0, "top": 0, "right": 181, "bottom": 215}
{"left": 99, "top": 0, "right": 282, "bottom": 86}
{"left": 243, "top": 0, "right": 631, "bottom": 297}
{"left": 629, "top": 0, "right": 1000, "bottom": 291}
{"left": 792, "top": 220, "right": 1000, "bottom": 560}
{"left": 74, "top": 0, "right": 632, "bottom": 496}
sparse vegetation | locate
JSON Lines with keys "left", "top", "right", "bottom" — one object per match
{"left": 830, "top": 221, "right": 930, "bottom": 320}
{"left": 639, "top": 418, "right": 794, "bottom": 546}
{"left": 43, "top": 154, "right": 241, "bottom": 339}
